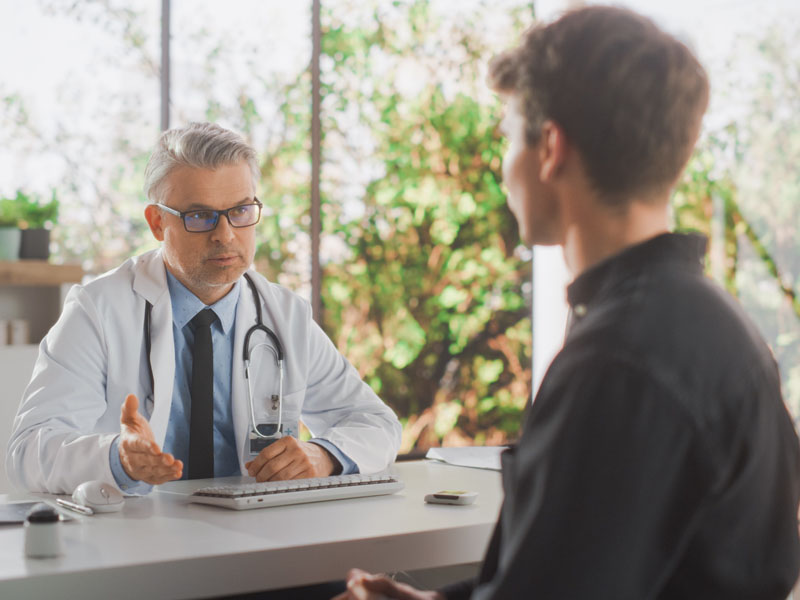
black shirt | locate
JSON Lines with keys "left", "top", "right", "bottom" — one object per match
{"left": 444, "top": 233, "right": 800, "bottom": 599}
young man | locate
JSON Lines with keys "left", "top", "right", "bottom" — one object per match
{"left": 336, "top": 6, "right": 800, "bottom": 599}
{"left": 7, "top": 122, "right": 401, "bottom": 495}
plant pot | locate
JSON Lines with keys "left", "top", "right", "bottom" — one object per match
{"left": 0, "top": 226, "right": 21, "bottom": 260}
{"left": 19, "top": 228, "right": 50, "bottom": 260}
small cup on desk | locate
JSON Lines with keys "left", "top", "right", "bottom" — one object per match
{"left": 9, "top": 318, "right": 29, "bottom": 345}
{"left": 24, "top": 503, "right": 63, "bottom": 558}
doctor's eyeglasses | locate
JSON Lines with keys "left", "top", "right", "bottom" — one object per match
{"left": 154, "top": 199, "right": 263, "bottom": 232}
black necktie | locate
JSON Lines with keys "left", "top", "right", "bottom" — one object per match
{"left": 189, "top": 309, "right": 216, "bottom": 479}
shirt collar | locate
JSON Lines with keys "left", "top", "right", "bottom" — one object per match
{"left": 165, "top": 268, "right": 241, "bottom": 334}
{"left": 566, "top": 232, "right": 707, "bottom": 309}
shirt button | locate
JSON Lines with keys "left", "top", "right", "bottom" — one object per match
{"left": 574, "top": 304, "right": 587, "bottom": 317}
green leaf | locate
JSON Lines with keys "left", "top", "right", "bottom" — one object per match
{"left": 476, "top": 359, "right": 504, "bottom": 385}
{"left": 439, "top": 285, "right": 469, "bottom": 309}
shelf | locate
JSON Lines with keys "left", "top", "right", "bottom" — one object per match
{"left": 0, "top": 260, "right": 83, "bottom": 286}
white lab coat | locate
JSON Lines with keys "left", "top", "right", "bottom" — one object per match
{"left": 6, "top": 249, "right": 401, "bottom": 494}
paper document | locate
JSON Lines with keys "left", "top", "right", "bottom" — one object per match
{"left": 0, "top": 501, "right": 74, "bottom": 524}
{"left": 425, "top": 446, "right": 508, "bottom": 471}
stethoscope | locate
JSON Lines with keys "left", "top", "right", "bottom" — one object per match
{"left": 144, "top": 272, "right": 285, "bottom": 440}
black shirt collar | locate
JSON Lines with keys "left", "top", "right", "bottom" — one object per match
{"left": 566, "top": 232, "right": 708, "bottom": 309}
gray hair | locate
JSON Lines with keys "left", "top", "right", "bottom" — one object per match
{"left": 143, "top": 122, "right": 260, "bottom": 204}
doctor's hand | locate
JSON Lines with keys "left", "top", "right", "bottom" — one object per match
{"left": 332, "top": 569, "right": 445, "bottom": 600}
{"left": 245, "top": 436, "right": 336, "bottom": 481}
{"left": 119, "top": 394, "right": 183, "bottom": 485}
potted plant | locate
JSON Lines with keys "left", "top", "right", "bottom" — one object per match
{"left": 16, "top": 190, "right": 59, "bottom": 260}
{"left": 0, "top": 196, "right": 22, "bottom": 261}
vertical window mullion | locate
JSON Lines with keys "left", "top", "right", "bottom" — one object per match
{"left": 310, "top": 0, "right": 322, "bottom": 323}
{"left": 160, "top": 0, "right": 171, "bottom": 132}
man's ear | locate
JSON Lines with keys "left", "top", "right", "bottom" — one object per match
{"left": 144, "top": 204, "right": 165, "bottom": 242}
{"left": 538, "top": 120, "right": 568, "bottom": 182}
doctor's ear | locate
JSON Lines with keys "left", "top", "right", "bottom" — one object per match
{"left": 144, "top": 204, "right": 165, "bottom": 242}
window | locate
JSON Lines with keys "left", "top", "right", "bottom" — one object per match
{"left": 2, "top": 0, "right": 797, "bottom": 452}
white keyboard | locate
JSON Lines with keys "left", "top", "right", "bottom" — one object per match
{"left": 189, "top": 473, "right": 404, "bottom": 510}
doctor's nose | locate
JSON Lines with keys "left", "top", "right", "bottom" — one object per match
{"left": 209, "top": 213, "right": 237, "bottom": 243}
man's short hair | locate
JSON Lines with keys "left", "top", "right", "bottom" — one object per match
{"left": 489, "top": 6, "right": 709, "bottom": 203}
{"left": 143, "top": 122, "right": 260, "bottom": 204}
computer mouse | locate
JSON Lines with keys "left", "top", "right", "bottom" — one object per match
{"left": 72, "top": 480, "right": 125, "bottom": 513}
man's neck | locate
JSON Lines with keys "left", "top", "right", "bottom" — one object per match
{"left": 562, "top": 192, "right": 671, "bottom": 277}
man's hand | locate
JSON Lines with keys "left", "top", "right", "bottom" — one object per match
{"left": 119, "top": 394, "right": 183, "bottom": 484}
{"left": 332, "top": 569, "right": 445, "bottom": 600}
{"left": 244, "top": 436, "right": 336, "bottom": 481}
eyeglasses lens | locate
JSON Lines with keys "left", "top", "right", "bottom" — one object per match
{"left": 229, "top": 204, "right": 259, "bottom": 227}
{"left": 185, "top": 211, "right": 218, "bottom": 232}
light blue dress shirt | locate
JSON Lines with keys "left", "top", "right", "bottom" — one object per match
{"left": 110, "top": 270, "right": 355, "bottom": 493}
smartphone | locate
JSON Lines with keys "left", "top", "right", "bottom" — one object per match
{"left": 424, "top": 490, "right": 478, "bottom": 505}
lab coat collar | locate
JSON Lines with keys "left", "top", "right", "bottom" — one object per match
{"left": 131, "top": 248, "right": 175, "bottom": 445}
{"left": 131, "top": 249, "right": 169, "bottom": 306}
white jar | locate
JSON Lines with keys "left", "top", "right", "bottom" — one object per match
{"left": 24, "top": 503, "right": 63, "bottom": 558}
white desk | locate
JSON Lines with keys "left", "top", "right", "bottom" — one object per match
{"left": 0, "top": 461, "right": 502, "bottom": 599}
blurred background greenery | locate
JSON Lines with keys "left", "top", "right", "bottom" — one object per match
{"left": 1, "top": 0, "right": 797, "bottom": 451}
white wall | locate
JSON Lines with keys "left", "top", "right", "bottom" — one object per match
{"left": 0, "top": 345, "right": 39, "bottom": 493}
{"left": 532, "top": 247, "right": 570, "bottom": 396}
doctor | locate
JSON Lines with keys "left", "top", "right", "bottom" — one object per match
{"left": 7, "top": 122, "right": 402, "bottom": 494}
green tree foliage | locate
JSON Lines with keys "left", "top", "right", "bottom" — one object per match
{"left": 673, "top": 23, "right": 800, "bottom": 421}
{"left": 304, "top": 1, "right": 535, "bottom": 451}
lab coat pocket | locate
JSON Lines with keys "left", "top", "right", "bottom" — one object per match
{"left": 278, "top": 393, "right": 303, "bottom": 440}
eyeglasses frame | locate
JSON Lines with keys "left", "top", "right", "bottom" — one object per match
{"left": 153, "top": 198, "right": 263, "bottom": 233}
